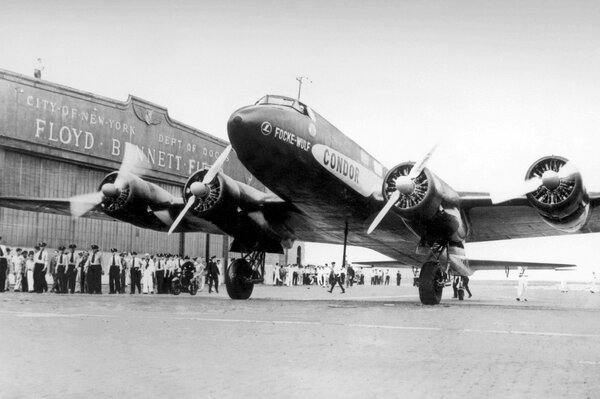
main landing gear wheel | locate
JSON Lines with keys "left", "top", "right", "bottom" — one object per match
{"left": 225, "top": 259, "right": 254, "bottom": 300}
{"left": 418, "top": 261, "right": 445, "bottom": 305}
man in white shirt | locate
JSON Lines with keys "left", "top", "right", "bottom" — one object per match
{"left": 516, "top": 266, "right": 528, "bottom": 302}
{"left": 56, "top": 246, "right": 68, "bottom": 293}
{"left": 141, "top": 253, "right": 155, "bottom": 294}
{"left": 108, "top": 248, "right": 122, "bottom": 294}
{"left": 129, "top": 252, "right": 142, "bottom": 294}
{"left": 328, "top": 261, "right": 345, "bottom": 294}
{"left": 66, "top": 244, "right": 79, "bottom": 294}
{"left": 34, "top": 242, "right": 49, "bottom": 293}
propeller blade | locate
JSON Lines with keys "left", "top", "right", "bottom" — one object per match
{"left": 116, "top": 142, "right": 149, "bottom": 185}
{"left": 367, "top": 191, "right": 401, "bottom": 234}
{"left": 70, "top": 191, "right": 103, "bottom": 218}
{"left": 408, "top": 144, "right": 438, "bottom": 179}
{"left": 558, "top": 161, "right": 578, "bottom": 181}
{"left": 202, "top": 145, "right": 232, "bottom": 184}
{"left": 491, "top": 177, "right": 542, "bottom": 204}
{"left": 168, "top": 195, "right": 196, "bottom": 235}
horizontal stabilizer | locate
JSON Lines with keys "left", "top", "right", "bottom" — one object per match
{"left": 468, "top": 259, "right": 576, "bottom": 271}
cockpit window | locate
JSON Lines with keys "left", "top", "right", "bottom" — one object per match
{"left": 256, "top": 95, "right": 313, "bottom": 120}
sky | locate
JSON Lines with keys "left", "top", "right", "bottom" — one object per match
{"left": 1, "top": 0, "right": 600, "bottom": 279}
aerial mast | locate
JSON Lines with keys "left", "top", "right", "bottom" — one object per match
{"left": 296, "top": 76, "right": 311, "bottom": 101}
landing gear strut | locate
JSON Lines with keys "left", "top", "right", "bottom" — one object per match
{"left": 225, "top": 251, "right": 265, "bottom": 300}
{"left": 418, "top": 243, "right": 451, "bottom": 305}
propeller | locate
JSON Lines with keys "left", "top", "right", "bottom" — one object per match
{"left": 69, "top": 142, "right": 148, "bottom": 218}
{"left": 491, "top": 161, "right": 577, "bottom": 204}
{"left": 367, "top": 145, "right": 437, "bottom": 235}
{"left": 167, "top": 145, "right": 232, "bottom": 235}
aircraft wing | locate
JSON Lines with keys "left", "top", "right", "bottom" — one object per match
{"left": 0, "top": 196, "right": 112, "bottom": 221}
{"left": 459, "top": 191, "right": 600, "bottom": 242}
{"left": 352, "top": 258, "right": 576, "bottom": 271}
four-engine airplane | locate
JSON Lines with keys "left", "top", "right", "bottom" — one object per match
{"left": 1, "top": 94, "right": 598, "bottom": 304}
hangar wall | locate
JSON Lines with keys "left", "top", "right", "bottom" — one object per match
{"left": 0, "top": 68, "right": 304, "bottom": 264}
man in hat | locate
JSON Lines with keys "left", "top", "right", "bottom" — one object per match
{"left": 108, "top": 248, "right": 121, "bottom": 294}
{"left": 154, "top": 253, "right": 165, "bottom": 294}
{"left": 33, "top": 242, "right": 48, "bottom": 293}
{"left": 141, "top": 253, "right": 155, "bottom": 294}
{"left": 119, "top": 252, "right": 128, "bottom": 294}
{"left": 86, "top": 244, "right": 102, "bottom": 294}
{"left": 55, "top": 246, "right": 68, "bottom": 293}
{"left": 207, "top": 256, "right": 220, "bottom": 294}
{"left": 66, "top": 244, "right": 78, "bottom": 294}
{"left": 328, "top": 261, "right": 345, "bottom": 294}
{"left": 129, "top": 252, "right": 142, "bottom": 294}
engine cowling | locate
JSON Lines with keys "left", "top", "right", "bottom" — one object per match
{"left": 98, "top": 172, "right": 175, "bottom": 229}
{"left": 182, "top": 170, "right": 241, "bottom": 218}
{"left": 382, "top": 162, "right": 441, "bottom": 219}
{"left": 525, "top": 156, "right": 590, "bottom": 232}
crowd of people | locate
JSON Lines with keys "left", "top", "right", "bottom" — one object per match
{"left": 270, "top": 262, "right": 406, "bottom": 291}
{"left": 0, "top": 238, "right": 223, "bottom": 295}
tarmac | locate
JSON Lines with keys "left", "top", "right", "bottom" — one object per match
{"left": 1, "top": 280, "right": 599, "bottom": 399}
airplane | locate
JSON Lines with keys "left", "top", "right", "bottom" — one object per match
{"left": 1, "top": 94, "right": 597, "bottom": 304}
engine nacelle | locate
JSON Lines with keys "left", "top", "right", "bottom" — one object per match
{"left": 525, "top": 156, "right": 590, "bottom": 233}
{"left": 182, "top": 170, "right": 241, "bottom": 218}
{"left": 383, "top": 162, "right": 443, "bottom": 219}
{"left": 98, "top": 172, "right": 175, "bottom": 229}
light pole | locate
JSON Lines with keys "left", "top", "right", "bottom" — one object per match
{"left": 296, "top": 76, "right": 311, "bottom": 101}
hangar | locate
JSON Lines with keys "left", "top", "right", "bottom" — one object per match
{"left": 0, "top": 68, "right": 304, "bottom": 267}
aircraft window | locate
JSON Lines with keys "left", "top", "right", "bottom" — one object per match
{"left": 256, "top": 95, "right": 311, "bottom": 117}
{"left": 373, "top": 161, "right": 383, "bottom": 177}
{"left": 360, "top": 150, "right": 370, "bottom": 166}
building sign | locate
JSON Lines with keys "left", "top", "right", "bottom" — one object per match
{"left": 0, "top": 69, "right": 249, "bottom": 184}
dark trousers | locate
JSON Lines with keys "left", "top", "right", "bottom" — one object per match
{"left": 120, "top": 270, "right": 127, "bottom": 293}
{"left": 88, "top": 265, "right": 102, "bottom": 294}
{"left": 79, "top": 268, "right": 86, "bottom": 293}
{"left": 109, "top": 266, "right": 120, "bottom": 293}
{"left": 0, "top": 261, "right": 7, "bottom": 292}
{"left": 156, "top": 270, "right": 164, "bottom": 294}
{"left": 34, "top": 263, "right": 45, "bottom": 293}
{"left": 329, "top": 276, "right": 345, "bottom": 292}
{"left": 164, "top": 272, "right": 171, "bottom": 294}
{"left": 56, "top": 265, "right": 67, "bottom": 293}
{"left": 130, "top": 269, "right": 141, "bottom": 293}
{"left": 21, "top": 272, "right": 28, "bottom": 292}
{"left": 208, "top": 275, "right": 219, "bottom": 293}
{"left": 67, "top": 265, "right": 76, "bottom": 293}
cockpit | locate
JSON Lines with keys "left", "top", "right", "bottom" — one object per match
{"left": 255, "top": 95, "right": 316, "bottom": 122}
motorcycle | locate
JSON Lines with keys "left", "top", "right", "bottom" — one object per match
{"left": 171, "top": 261, "right": 199, "bottom": 296}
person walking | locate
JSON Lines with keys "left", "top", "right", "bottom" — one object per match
{"left": 328, "top": 261, "right": 345, "bottom": 294}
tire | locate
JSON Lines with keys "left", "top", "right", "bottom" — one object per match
{"left": 225, "top": 259, "right": 254, "bottom": 300}
{"left": 458, "top": 289, "right": 464, "bottom": 300}
{"left": 171, "top": 280, "right": 181, "bottom": 296}
{"left": 418, "top": 261, "right": 444, "bottom": 305}
{"left": 189, "top": 280, "right": 198, "bottom": 296}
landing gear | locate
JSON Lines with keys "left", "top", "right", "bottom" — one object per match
{"left": 418, "top": 261, "right": 445, "bottom": 305}
{"left": 225, "top": 251, "right": 265, "bottom": 300}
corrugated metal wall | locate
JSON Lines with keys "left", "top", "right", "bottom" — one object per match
{"left": 0, "top": 150, "right": 223, "bottom": 257}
